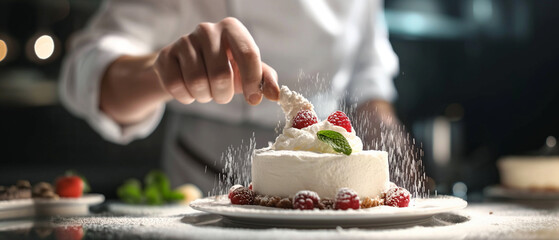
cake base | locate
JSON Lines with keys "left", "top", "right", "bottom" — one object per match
{"left": 252, "top": 149, "right": 389, "bottom": 199}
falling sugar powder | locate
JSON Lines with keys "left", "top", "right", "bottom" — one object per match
{"left": 211, "top": 72, "right": 427, "bottom": 199}
{"left": 210, "top": 134, "right": 256, "bottom": 196}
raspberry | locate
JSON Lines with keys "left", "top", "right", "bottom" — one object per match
{"left": 230, "top": 187, "right": 255, "bottom": 205}
{"left": 292, "top": 110, "right": 318, "bottom": 129}
{"left": 248, "top": 182, "right": 253, "bottom": 190}
{"left": 327, "top": 111, "right": 352, "bottom": 132}
{"left": 228, "top": 184, "right": 243, "bottom": 199}
{"left": 334, "top": 188, "right": 360, "bottom": 210}
{"left": 293, "top": 190, "right": 320, "bottom": 210}
{"left": 385, "top": 187, "right": 411, "bottom": 208}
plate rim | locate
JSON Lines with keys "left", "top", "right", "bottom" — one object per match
{"left": 191, "top": 195, "right": 467, "bottom": 221}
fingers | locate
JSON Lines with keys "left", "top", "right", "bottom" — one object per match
{"left": 154, "top": 48, "right": 195, "bottom": 104}
{"left": 261, "top": 62, "right": 280, "bottom": 101}
{"left": 155, "top": 17, "right": 277, "bottom": 106}
{"left": 174, "top": 35, "right": 212, "bottom": 103}
{"left": 193, "top": 23, "right": 234, "bottom": 104}
{"left": 220, "top": 17, "right": 263, "bottom": 105}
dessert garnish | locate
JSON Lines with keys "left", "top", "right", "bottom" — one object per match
{"left": 230, "top": 187, "right": 255, "bottom": 205}
{"left": 55, "top": 170, "right": 91, "bottom": 198}
{"left": 292, "top": 110, "right": 319, "bottom": 129}
{"left": 0, "top": 180, "right": 32, "bottom": 200}
{"left": 293, "top": 190, "right": 320, "bottom": 210}
{"left": 333, "top": 188, "right": 360, "bottom": 210}
{"left": 360, "top": 196, "right": 384, "bottom": 209}
{"left": 385, "top": 187, "right": 411, "bottom": 208}
{"left": 317, "top": 130, "right": 352, "bottom": 155}
{"left": 55, "top": 175, "right": 85, "bottom": 198}
{"left": 327, "top": 111, "right": 352, "bottom": 132}
{"left": 117, "top": 170, "right": 185, "bottom": 205}
{"left": 33, "top": 182, "right": 59, "bottom": 199}
{"left": 228, "top": 184, "right": 243, "bottom": 199}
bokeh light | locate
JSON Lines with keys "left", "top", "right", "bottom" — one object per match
{"left": 34, "top": 35, "right": 55, "bottom": 60}
{"left": 546, "top": 136, "right": 557, "bottom": 148}
{"left": 0, "top": 39, "right": 7, "bottom": 62}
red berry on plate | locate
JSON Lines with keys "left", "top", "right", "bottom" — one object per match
{"left": 55, "top": 176, "right": 84, "bottom": 198}
{"left": 327, "top": 111, "right": 352, "bottom": 132}
{"left": 228, "top": 184, "right": 243, "bottom": 199}
{"left": 385, "top": 187, "right": 411, "bottom": 208}
{"left": 230, "top": 187, "right": 255, "bottom": 205}
{"left": 293, "top": 190, "right": 320, "bottom": 210}
{"left": 249, "top": 182, "right": 253, "bottom": 190}
{"left": 334, "top": 188, "right": 360, "bottom": 210}
{"left": 292, "top": 110, "right": 318, "bottom": 129}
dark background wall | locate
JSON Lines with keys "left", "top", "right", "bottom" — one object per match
{"left": 0, "top": 0, "right": 558, "bottom": 199}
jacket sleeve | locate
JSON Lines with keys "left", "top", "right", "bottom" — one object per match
{"left": 58, "top": 0, "right": 180, "bottom": 144}
{"left": 346, "top": 0, "right": 399, "bottom": 107}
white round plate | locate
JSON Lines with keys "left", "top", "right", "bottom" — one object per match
{"left": 0, "top": 194, "right": 105, "bottom": 219}
{"left": 34, "top": 194, "right": 105, "bottom": 217}
{"left": 108, "top": 202, "right": 193, "bottom": 216}
{"left": 0, "top": 199, "right": 35, "bottom": 220}
{"left": 484, "top": 185, "right": 559, "bottom": 200}
{"left": 33, "top": 194, "right": 105, "bottom": 206}
{"left": 190, "top": 195, "right": 467, "bottom": 228}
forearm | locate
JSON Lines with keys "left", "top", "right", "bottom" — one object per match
{"left": 100, "top": 54, "right": 172, "bottom": 125}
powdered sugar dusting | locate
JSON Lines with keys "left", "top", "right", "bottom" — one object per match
{"left": 210, "top": 135, "right": 256, "bottom": 197}
{"left": 335, "top": 188, "right": 358, "bottom": 203}
{"left": 351, "top": 108, "right": 428, "bottom": 199}
{"left": 385, "top": 187, "right": 411, "bottom": 207}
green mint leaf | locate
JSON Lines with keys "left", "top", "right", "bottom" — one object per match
{"left": 317, "top": 130, "right": 352, "bottom": 155}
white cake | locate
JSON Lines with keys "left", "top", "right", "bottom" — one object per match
{"left": 251, "top": 86, "right": 390, "bottom": 199}
{"left": 498, "top": 156, "right": 559, "bottom": 191}
{"left": 252, "top": 149, "right": 389, "bottom": 199}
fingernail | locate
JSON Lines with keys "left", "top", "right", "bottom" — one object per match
{"left": 249, "top": 93, "right": 262, "bottom": 105}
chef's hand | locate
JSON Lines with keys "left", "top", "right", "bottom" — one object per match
{"left": 154, "top": 17, "right": 279, "bottom": 105}
{"left": 100, "top": 17, "right": 279, "bottom": 125}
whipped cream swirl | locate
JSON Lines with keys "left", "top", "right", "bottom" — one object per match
{"left": 271, "top": 86, "right": 363, "bottom": 153}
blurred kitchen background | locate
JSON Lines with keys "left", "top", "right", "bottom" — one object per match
{"left": 0, "top": 0, "right": 558, "bottom": 200}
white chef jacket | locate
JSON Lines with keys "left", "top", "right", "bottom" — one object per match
{"left": 59, "top": 0, "right": 399, "bottom": 192}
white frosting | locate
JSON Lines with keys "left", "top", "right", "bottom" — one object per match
{"left": 498, "top": 156, "right": 559, "bottom": 190}
{"left": 252, "top": 149, "right": 389, "bottom": 198}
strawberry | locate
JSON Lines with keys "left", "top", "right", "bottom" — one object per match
{"left": 327, "top": 111, "right": 352, "bottom": 132}
{"left": 385, "top": 187, "right": 411, "bottom": 208}
{"left": 55, "top": 176, "right": 84, "bottom": 198}
{"left": 334, "top": 188, "right": 360, "bottom": 210}
{"left": 292, "top": 110, "right": 318, "bottom": 129}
